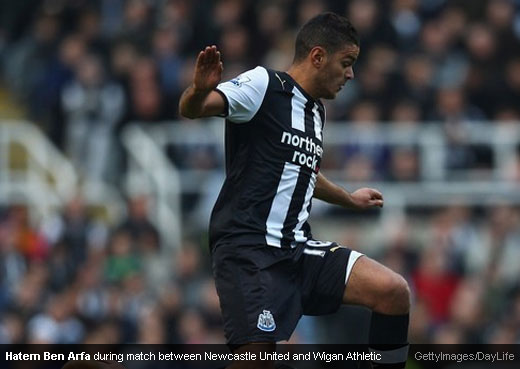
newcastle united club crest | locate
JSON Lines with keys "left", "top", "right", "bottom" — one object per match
{"left": 257, "top": 310, "right": 276, "bottom": 332}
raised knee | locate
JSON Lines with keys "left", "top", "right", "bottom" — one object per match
{"left": 393, "top": 274, "right": 411, "bottom": 313}
{"left": 376, "top": 273, "right": 410, "bottom": 314}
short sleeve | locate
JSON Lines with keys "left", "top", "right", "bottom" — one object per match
{"left": 216, "top": 66, "right": 269, "bottom": 123}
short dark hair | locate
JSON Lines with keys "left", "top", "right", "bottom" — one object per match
{"left": 294, "top": 12, "right": 359, "bottom": 62}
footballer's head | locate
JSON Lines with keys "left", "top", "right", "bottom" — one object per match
{"left": 293, "top": 12, "right": 360, "bottom": 99}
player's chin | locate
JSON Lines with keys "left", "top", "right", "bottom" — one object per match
{"left": 322, "top": 90, "right": 337, "bottom": 100}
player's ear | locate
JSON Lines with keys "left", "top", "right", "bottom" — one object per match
{"left": 309, "top": 46, "right": 326, "bottom": 69}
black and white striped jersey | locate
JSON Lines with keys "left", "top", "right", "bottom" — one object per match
{"left": 209, "top": 66, "right": 325, "bottom": 249}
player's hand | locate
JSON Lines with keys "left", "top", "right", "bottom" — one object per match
{"left": 193, "top": 45, "right": 224, "bottom": 93}
{"left": 350, "top": 188, "right": 384, "bottom": 210}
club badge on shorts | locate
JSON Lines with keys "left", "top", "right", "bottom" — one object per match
{"left": 257, "top": 310, "right": 276, "bottom": 332}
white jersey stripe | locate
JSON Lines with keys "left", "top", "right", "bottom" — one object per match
{"left": 312, "top": 103, "right": 322, "bottom": 141}
{"left": 293, "top": 172, "right": 317, "bottom": 243}
{"left": 291, "top": 87, "right": 307, "bottom": 132}
{"left": 265, "top": 162, "right": 301, "bottom": 247}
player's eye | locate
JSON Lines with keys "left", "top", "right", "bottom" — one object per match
{"left": 342, "top": 58, "right": 356, "bottom": 68}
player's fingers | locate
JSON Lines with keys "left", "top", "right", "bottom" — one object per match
{"left": 212, "top": 49, "right": 221, "bottom": 65}
{"left": 211, "top": 50, "right": 218, "bottom": 65}
{"left": 197, "top": 49, "right": 208, "bottom": 66}
{"left": 208, "top": 45, "right": 218, "bottom": 64}
{"left": 372, "top": 199, "right": 384, "bottom": 208}
{"left": 196, "top": 50, "right": 204, "bottom": 64}
{"left": 370, "top": 189, "right": 383, "bottom": 199}
{"left": 203, "top": 45, "right": 213, "bottom": 57}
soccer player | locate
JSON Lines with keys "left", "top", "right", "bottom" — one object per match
{"left": 179, "top": 12, "right": 410, "bottom": 369}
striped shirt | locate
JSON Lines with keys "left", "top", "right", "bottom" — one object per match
{"left": 210, "top": 66, "right": 325, "bottom": 249}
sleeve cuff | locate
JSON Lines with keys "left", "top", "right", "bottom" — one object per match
{"left": 214, "top": 88, "right": 229, "bottom": 117}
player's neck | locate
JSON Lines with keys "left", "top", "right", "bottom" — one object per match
{"left": 286, "top": 64, "right": 319, "bottom": 100}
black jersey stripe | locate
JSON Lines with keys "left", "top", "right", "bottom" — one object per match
{"left": 293, "top": 172, "right": 317, "bottom": 242}
{"left": 280, "top": 168, "right": 312, "bottom": 247}
{"left": 318, "top": 102, "right": 326, "bottom": 129}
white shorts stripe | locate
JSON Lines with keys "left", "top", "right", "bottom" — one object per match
{"left": 345, "top": 250, "right": 364, "bottom": 284}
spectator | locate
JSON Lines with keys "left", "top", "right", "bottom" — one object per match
{"left": 412, "top": 243, "right": 461, "bottom": 324}
{"left": 173, "top": 241, "right": 206, "bottom": 308}
{"left": 152, "top": 28, "right": 184, "bottom": 106}
{"left": 61, "top": 54, "right": 125, "bottom": 181}
{"left": 388, "top": 146, "right": 419, "bottom": 182}
{"left": 125, "top": 57, "right": 168, "bottom": 122}
{"left": 117, "top": 194, "right": 160, "bottom": 253}
{"left": 389, "top": 99, "right": 422, "bottom": 125}
{"left": 104, "top": 229, "right": 141, "bottom": 284}
{"left": 0, "top": 311, "right": 25, "bottom": 344}
{"left": 41, "top": 194, "right": 108, "bottom": 278}
{"left": 5, "top": 205, "right": 49, "bottom": 261}
{"left": 27, "top": 290, "right": 84, "bottom": 343}
{"left": 3, "top": 13, "right": 60, "bottom": 119}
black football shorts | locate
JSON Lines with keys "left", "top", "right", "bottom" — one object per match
{"left": 211, "top": 240, "right": 364, "bottom": 344}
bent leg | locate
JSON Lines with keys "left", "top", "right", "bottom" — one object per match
{"left": 343, "top": 256, "right": 410, "bottom": 368}
{"left": 343, "top": 256, "right": 410, "bottom": 314}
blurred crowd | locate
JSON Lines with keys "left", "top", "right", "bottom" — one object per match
{"left": 2, "top": 198, "right": 520, "bottom": 344}
{"left": 1, "top": 0, "right": 520, "bottom": 345}
{"left": 0, "top": 195, "right": 226, "bottom": 344}
{"left": 1, "top": 0, "right": 520, "bottom": 181}
{"left": 369, "top": 204, "right": 520, "bottom": 344}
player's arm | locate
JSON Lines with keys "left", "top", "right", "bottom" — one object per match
{"left": 314, "top": 172, "right": 383, "bottom": 210}
{"left": 179, "top": 45, "right": 226, "bottom": 119}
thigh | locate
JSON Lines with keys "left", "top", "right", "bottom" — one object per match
{"left": 212, "top": 244, "right": 302, "bottom": 344}
{"left": 342, "top": 255, "right": 403, "bottom": 311}
{"left": 300, "top": 240, "right": 363, "bottom": 315}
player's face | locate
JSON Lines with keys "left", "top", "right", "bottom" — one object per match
{"left": 319, "top": 44, "right": 359, "bottom": 99}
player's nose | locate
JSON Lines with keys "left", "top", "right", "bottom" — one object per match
{"left": 345, "top": 67, "right": 354, "bottom": 80}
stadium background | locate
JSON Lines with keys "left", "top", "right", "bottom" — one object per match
{"left": 1, "top": 0, "right": 520, "bottom": 346}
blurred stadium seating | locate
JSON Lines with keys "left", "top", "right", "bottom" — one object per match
{"left": 1, "top": 0, "right": 520, "bottom": 344}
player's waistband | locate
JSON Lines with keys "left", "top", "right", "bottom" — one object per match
{"left": 211, "top": 233, "right": 306, "bottom": 250}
